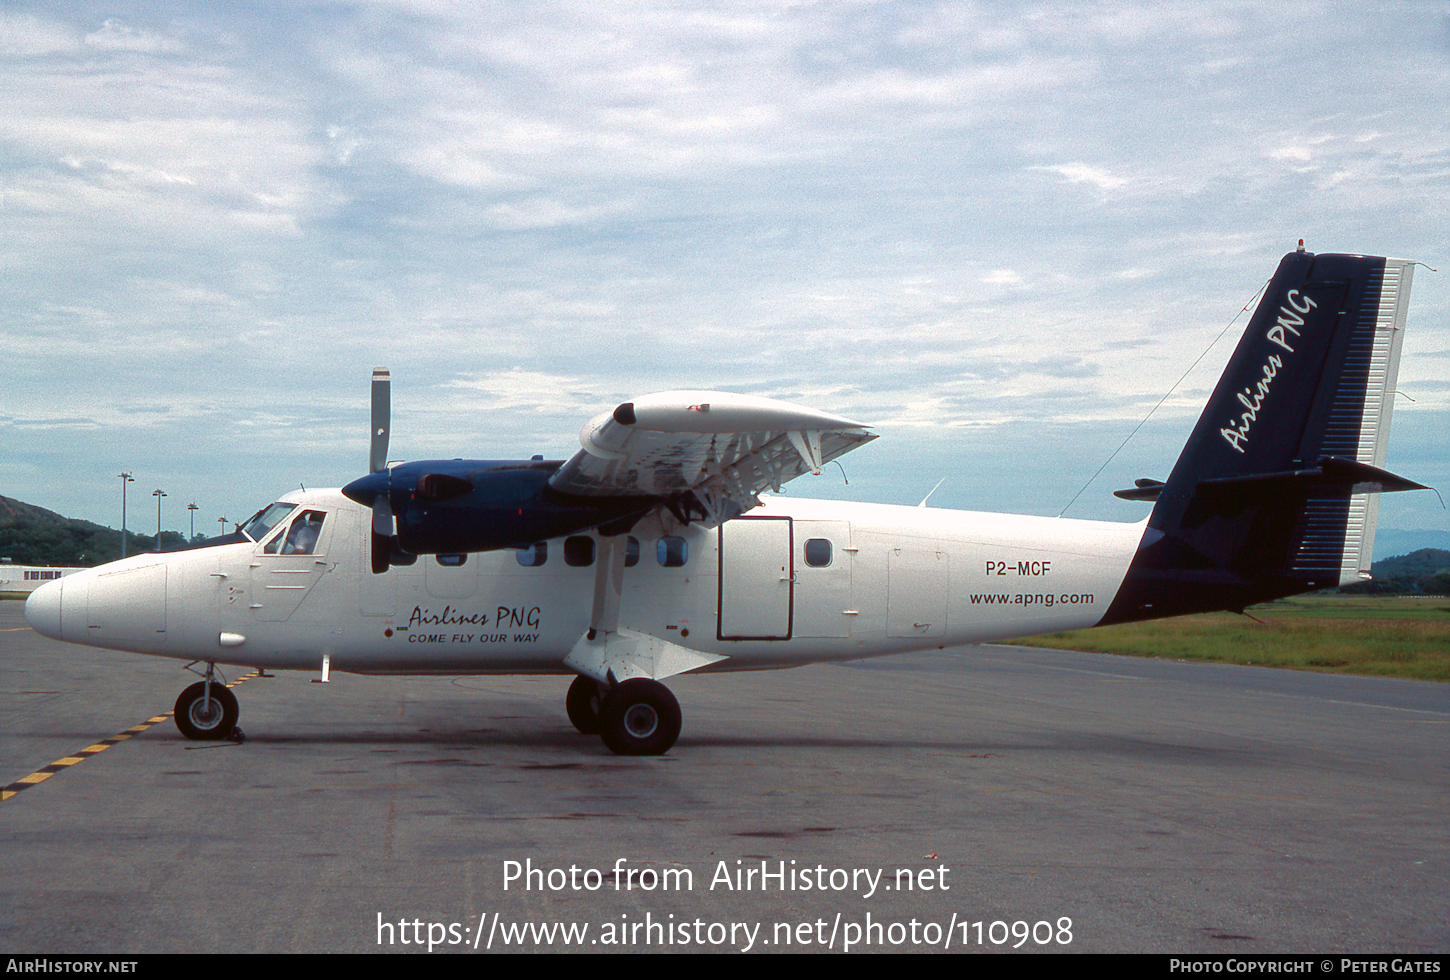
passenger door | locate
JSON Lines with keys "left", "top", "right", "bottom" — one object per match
{"left": 717, "top": 517, "right": 793, "bottom": 640}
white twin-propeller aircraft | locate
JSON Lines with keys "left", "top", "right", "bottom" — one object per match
{"left": 26, "top": 248, "right": 1426, "bottom": 754}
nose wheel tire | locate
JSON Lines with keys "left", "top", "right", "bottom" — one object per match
{"left": 174, "top": 681, "right": 240, "bottom": 741}
{"left": 598, "top": 679, "right": 681, "bottom": 756}
{"left": 566, "top": 674, "right": 605, "bottom": 734}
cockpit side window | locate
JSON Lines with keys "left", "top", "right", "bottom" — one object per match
{"left": 281, "top": 511, "right": 327, "bottom": 555}
{"left": 263, "top": 510, "right": 326, "bottom": 555}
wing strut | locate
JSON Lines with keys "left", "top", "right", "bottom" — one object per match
{"left": 589, "top": 534, "right": 626, "bottom": 639}
{"left": 564, "top": 534, "right": 726, "bottom": 684}
{"left": 786, "top": 429, "right": 824, "bottom": 475}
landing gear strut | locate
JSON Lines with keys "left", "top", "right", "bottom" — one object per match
{"left": 174, "top": 663, "right": 240, "bottom": 740}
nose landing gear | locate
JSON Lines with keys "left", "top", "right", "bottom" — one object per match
{"left": 173, "top": 662, "right": 240, "bottom": 741}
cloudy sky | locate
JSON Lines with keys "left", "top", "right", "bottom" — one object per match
{"left": 3, "top": 1, "right": 1447, "bottom": 548}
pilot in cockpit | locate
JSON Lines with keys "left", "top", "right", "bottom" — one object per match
{"left": 281, "top": 512, "right": 325, "bottom": 555}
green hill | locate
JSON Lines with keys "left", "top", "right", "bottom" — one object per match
{"left": 0, "top": 495, "right": 186, "bottom": 567}
{"left": 1334, "top": 547, "right": 1450, "bottom": 594}
{"left": 1371, "top": 548, "right": 1450, "bottom": 579}
{"left": 1344, "top": 548, "right": 1450, "bottom": 596}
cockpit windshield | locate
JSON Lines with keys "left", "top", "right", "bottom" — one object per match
{"left": 239, "top": 502, "right": 297, "bottom": 543}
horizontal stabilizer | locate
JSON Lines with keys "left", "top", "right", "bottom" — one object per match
{"left": 1114, "top": 478, "right": 1165, "bottom": 502}
{"left": 1196, "top": 457, "right": 1427, "bottom": 502}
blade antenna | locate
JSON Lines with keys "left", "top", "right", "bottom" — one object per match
{"left": 918, "top": 477, "right": 946, "bottom": 508}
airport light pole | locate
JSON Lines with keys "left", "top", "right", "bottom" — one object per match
{"left": 153, "top": 489, "right": 166, "bottom": 552}
{"left": 118, "top": 472, "right": 134, "bottom": 559}
{"left": 188, "top": 502, "right": 198, "bottom": 541}
{"left": 218, "top": 515, "right": 229, "bottom": 537}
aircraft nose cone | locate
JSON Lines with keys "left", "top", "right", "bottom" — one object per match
{"left": 25, "top": 578, "right": 63, "bottom": 640}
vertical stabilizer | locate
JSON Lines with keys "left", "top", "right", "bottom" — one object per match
{"left": 1103, "top": 251, "right": 1422, "bottom": 624}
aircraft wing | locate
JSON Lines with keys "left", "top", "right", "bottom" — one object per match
{"left": 549, "top": 391, "right": 876, "bottom": 524}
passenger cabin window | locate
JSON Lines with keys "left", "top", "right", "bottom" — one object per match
{"left": 564, "top": 536, "right": 595, "bottom": 567}
{"left": 516, "top": 542, "right": 547, "bottom": 567}
{"left": 657, "top": 536, "right": 687, "bottom": 568}
{"left": 804, "top": 538, "right": 833, "bottom": 568}
{"left": 436, "top": 553, "right": 467, "bottom": 567}
{"left": 624, "top": 536, "right": 640, "bottom": 567}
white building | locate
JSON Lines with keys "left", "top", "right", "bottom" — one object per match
{"left": 0, "top": 563, "right": 84, "bottom": 598}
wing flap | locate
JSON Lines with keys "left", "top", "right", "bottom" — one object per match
{"left": 550, "top": 390, "right": 875, "bottom": 521}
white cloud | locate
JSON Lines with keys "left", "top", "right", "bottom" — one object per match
{"left": 0, "top": 1, "right": 1445, "bottom": 529}
{"left": 1035, "top": 163, "right": 1130, "bottom": 191}
{"left": 0, "top": 12, "right": 77, "bottom": 56}
{"left": 84, "top": 18, "right": 184, "bottom": 53}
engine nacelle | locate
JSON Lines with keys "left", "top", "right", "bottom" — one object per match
{"left": 344, "top": 459, "right": 652, "bottom": 556}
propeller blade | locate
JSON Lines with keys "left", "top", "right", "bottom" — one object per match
{"left": 364, "top": 367, "right": 394, "bottom": 574}
{"left": 370, "top": 367, "right": 390, "bottom": 474}
{"left": 371, "top": 529, "right": 390, "bottom": 575}
{"left": 372, "top": 493, "right": 394, "bottom": 538}
{"left": 371, "top": 494, "right": 393, "bottom": 574}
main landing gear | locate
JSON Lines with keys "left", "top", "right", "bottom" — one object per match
{"left": 566, "top": 674, "right": 682, "bottom": 756}
{"left": 170, "top": 662, "right": 679, "bottom": 753}
{"left": 173, "top": 663, "right": 242, "bottom": 742}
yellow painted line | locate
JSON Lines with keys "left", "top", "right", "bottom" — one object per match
{"left": 1, "top": 670, "right": 261, "bottom": 803}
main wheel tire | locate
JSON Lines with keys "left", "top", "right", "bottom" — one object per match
{"left": 566, "top": 675, "right": 605, "bottom": 734}
{"left": 174, "top": 681, "right": 239, "bottom": 741}
{"left": 598, "top": 679, "right": 681, "bottom": 756}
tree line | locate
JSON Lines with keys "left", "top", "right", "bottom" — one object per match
{"left": 1, "top": 495, "right": 195, "bottom": 567}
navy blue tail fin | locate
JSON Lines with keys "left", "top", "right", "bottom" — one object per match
{"left": 1103, "top": 249, "right": 1421, "bottom": 623}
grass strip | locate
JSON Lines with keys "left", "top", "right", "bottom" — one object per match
{"left": 1014, "top": 596, "right": 1450, "bottom": 681}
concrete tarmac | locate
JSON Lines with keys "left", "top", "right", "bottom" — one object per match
{"left": 1, "top": 600, "right": 1446, "bottom": 953}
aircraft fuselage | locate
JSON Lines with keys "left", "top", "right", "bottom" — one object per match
{"left": 24, "top": 251, "right": 1421, "bottom": 754}
{"left": 30, "top": 489, "right": 1143, "bottom": 677}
